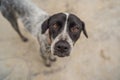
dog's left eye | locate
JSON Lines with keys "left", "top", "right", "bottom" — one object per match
{"left": 70, "top": 26, "right": 79, "bottom": 33}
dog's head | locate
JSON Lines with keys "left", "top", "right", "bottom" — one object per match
{"left": 41, "top": 13, "right": 88, "bottom": 57}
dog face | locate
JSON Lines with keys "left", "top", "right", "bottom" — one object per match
{"left": 41, "top": 13, "right": 88, "bottom": 57}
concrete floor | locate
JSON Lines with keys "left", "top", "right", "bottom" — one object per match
{"left": 0, "top": 0, "right": 120, "bottom": 80}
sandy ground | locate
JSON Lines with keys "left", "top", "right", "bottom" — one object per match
{"left": 0, "top": 0, "right": 120, "bottom": 80}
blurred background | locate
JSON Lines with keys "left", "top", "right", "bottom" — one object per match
{"left": 0, "top": 0, "right": 120, "bottom": 80}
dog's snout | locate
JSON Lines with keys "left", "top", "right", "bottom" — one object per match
{"left": 55, "top": 40, "right": 70, "bottom": 52}
{"left": 54, "top": 40, "right": 70, "bottom": 57}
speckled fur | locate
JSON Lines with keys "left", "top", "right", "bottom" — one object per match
{"left": 0, "top": 0, "right": 49, "bottom": 36}
{"left": 0, "top": 0, "right": 52, "bottom": 66}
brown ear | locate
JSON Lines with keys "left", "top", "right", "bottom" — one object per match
{"left": 82, "top": 22, "right": 88, "bottom": 38}
{"left": 41, "top": 19, "right": 49, "bottom": 34}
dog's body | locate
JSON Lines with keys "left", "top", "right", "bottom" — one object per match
{"left": 0, "top": 0, "right": 88, "bottom": 67}
{"left": 0, "top": 0, "right": 48, "bottom": 37}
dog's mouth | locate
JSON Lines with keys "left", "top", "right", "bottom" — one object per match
{"left": 53, "top": 50, "right": 70, "bottom": 57}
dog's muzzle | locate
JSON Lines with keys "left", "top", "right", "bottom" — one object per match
{"left": 54, "top": 40, "right": 71, "bottom": 57}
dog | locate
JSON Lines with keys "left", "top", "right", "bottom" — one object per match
{"left": 0, "top": 0, "right": 88, "bottom": 67}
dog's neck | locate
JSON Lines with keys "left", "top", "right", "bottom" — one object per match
{"left": 44, "top": 29, "right": 52, "bottom": 45}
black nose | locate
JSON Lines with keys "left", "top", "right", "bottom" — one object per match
{"left": 55, "top": 40, "right": 70, "bottom": 53}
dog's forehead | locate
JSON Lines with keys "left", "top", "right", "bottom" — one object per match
{"left": 49, "top": 13, "right": 66, "bottom": 22}
{"left": 51, "top": 13, "right": 66, "bottom": 17}
{"left": 49, "top": 13, "right": 81, "bottom": 23}
{"left": 68, "top": 14, "right": 83, "bottom": 26}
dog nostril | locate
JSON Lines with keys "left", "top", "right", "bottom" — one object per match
{"left": 64, "top": 47, "right": 68, "bottom": 50}
{"left": 57, "top": 46, "right": 61, "bottom": 49}
{"left": 58, "top": 46, "right": 60, "bottom": 48}
{"left": 56, "top": 45, "right": 69, "bottom": 51}
{"left": 56, "top": 45, "right": 61, "bottom": 50}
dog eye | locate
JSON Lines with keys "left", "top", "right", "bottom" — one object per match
{"left": 53, "top": 23, "right": 60, "bottom": 30}
{"left": 70, "top": 26, "right": 79, "bottom": 33}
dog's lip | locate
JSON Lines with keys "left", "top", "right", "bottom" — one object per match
{"left": 54, "top": 52, "right": 70, "bottom": 57}
{"left": 54, "top": 54, "right": 66, "bottom": 57}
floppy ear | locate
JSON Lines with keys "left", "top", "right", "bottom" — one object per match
{"left": 82, "top": 21, "right": 88, "bottom": 38}
{"left": 41, "top": 19, "right": 49, "bottom": 34}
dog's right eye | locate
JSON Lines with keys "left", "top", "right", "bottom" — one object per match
{"left": 53, "top": 23, "right": 59, "bottom": 30}
{"left": 52, "top": 21, "right": 62, "bottom": 31}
